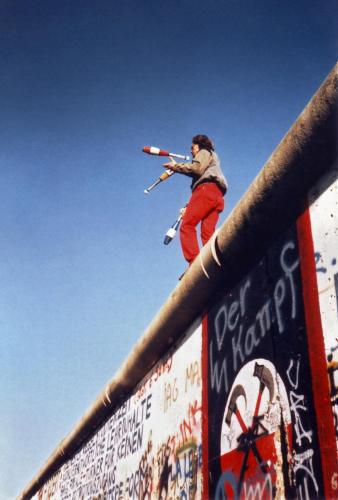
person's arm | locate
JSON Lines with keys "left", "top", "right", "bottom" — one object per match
{"left": 163, "top": 150, "right": 211, "bottom": 177}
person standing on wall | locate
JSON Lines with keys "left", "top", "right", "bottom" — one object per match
{"left": 163, "top": 134, "right": 228, "bottom": 268}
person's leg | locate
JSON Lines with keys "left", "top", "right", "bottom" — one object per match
{"left": 201, "top": 185, "right": 224, "bottom": 245}
{"left": 180, "top": 194, "right": 203, "bottom": 263}
{"left": 180, "top": 184, "right": 224, "bottom": 263}
{"left": 201, "top": 209, "right": 220, "bottom": 245}
{"left": 180, "top": 187, "right": 210, "bottom": 263}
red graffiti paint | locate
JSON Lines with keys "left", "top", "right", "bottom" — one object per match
{"left": 220, "top": 427, "right": 293, "bottom": 498}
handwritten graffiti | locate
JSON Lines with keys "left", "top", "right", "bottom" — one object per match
{"left": 123, "top": 429, "right": 202, "bottom": 499}
{"left": 179, "top": 400, "right": 202, "bottom": 446}
{"left": 215, "top": 469, "right": 273, "bottom": 500}
{"left": 185, "top": 361, "right": 201, "bottom": 392}
{"left": 157, "top": 401, "right": 202, "bottom": 499}
{"left": 243, "top": 472, "right": 273, "bottom": 500}
{"left": 136, "top": 356, "right": 173, "bottom": 401}
{"left": 122, "top": 396, "right": 202, "bottom": 500}
{"left": 171, "top": 441, "right": 202, "bottom": 500}
{"left": 125, "top": 436, "right": 154, "bottom": 499}
{"left": 314, "top": 251, "right": 337, "bottom": 274}
{"left": 163, "top": 399, "right": 203, "bottom": 459}
{"left": 46, "top": 395, "right": 153, "bottom": 499}
{"left": 107, "top": 394, "right": 152, "bottom": 460}
{"left": 164, "top": 378, "right": 178, "bottom": 412}
{"left": 327, "top": 344, "right": 338, "bottom": 437}
{"left": 164, "top": 361, "right": 201, "bottom": 413}
{"left": 215, "top": 471, "right": 238, "bottom": 499}
{"left": 210, "top": 241, "right": 300, "bottom": 395}
{"left": 286, "top": 358, "right": 319, "bottom": 497}
{"left": 158, "top": 438, "right": 172, "bottom": 499}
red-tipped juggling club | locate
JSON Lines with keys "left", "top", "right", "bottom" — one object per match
{"left": 143, "top": 146, "right": 189, "bottom": 160}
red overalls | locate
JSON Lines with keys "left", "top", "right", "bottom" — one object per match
{"left": 180, "top": 182, "right": 224, "bottom": 264}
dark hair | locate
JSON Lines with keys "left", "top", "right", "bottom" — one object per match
{"left": 192, "top": 134, "right": 214, "bottom": 152}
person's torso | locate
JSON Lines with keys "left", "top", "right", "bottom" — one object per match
{"left": 191, "top": 150, "right": 228, "bottom": 193}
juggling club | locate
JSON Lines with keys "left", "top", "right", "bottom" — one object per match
{"left": 143, "top": 146, "right": 189, "bottom": 160}
{"left": 144, "top": 169, "right": 175, "bottom": 194}
{"left": 164, "top": 207, "right": 186, "bottom": 245}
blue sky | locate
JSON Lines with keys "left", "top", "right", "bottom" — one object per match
{"left": 0, "top": 0, "right": 336, "bottom": 497}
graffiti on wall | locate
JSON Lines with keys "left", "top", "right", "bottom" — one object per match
{"left": 309, "top": 168, "right": 338, "bottom": 445}
{"left": 207, "top": 227, "right": 325, "bottom": 499}
{"left": 327, "top": 344, "right": 338, "bottom": 439}
{"left": 31, "top": 167, "right": 337, "bottom": 500}
{"left": 34, "top": 324, "right": 203, "bottom": 500}
{"left": 219, "top": 359, "right": 292, "bottom": 499}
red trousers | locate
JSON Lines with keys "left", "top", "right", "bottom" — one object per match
{"left": 180, "top": 182, "right": 224, "bottom": 264}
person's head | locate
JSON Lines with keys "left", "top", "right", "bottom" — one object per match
{"left": 191, "top": 134, "right": 214, "bottom": 157}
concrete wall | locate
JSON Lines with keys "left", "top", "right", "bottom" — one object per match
{"left": 207, "top": 165, "right": 338, "bottom": 498}
{"left": 21, "top": 64, "right": 337, "bottom": 499}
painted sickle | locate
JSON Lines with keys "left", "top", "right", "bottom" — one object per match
{"left": 225, "top": 384, "right": 247, "bottom": 430}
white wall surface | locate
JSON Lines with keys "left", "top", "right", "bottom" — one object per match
{"left": 309, "top": 163, "right": 338, "bottom": 451}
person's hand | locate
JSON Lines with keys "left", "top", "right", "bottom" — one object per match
{"left": 163, "top": 157, "right": 177, "bottom": 169}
